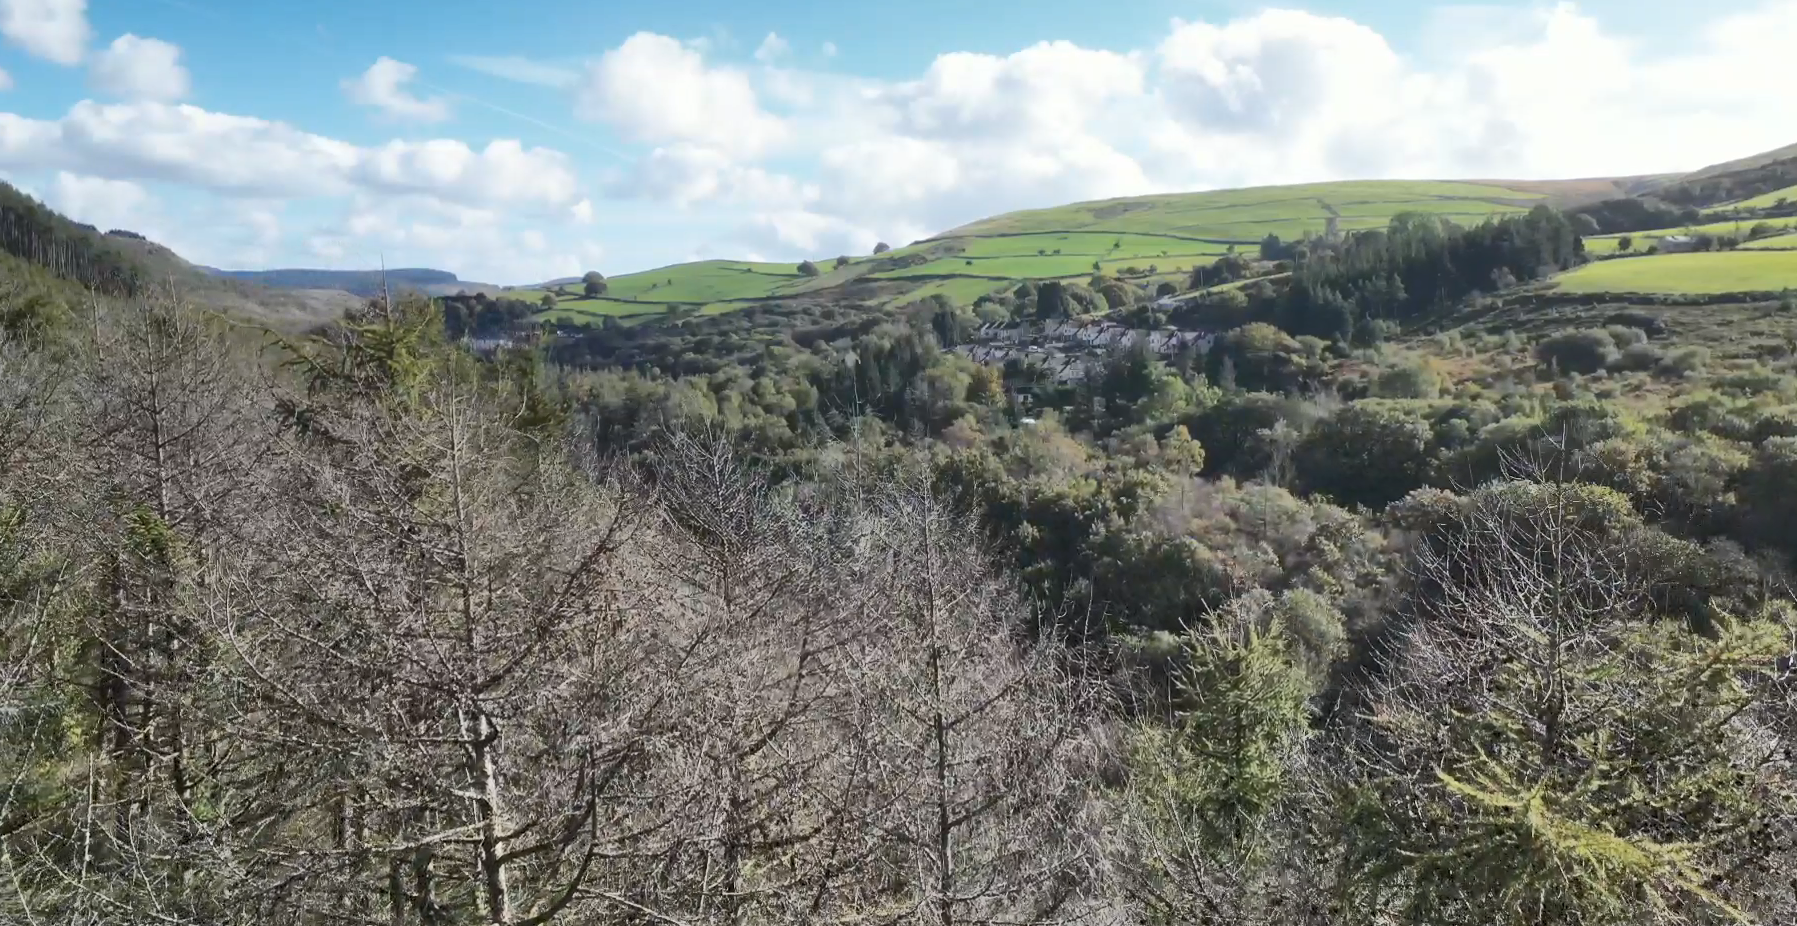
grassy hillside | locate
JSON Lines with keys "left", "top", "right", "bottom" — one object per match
{"left": 1554, "top": 250, "right": 1797, "bottom": 295}
{"left": 106, "top": 236, "right": 363, "bottom": 328}
{"left": 1741, "top": 232, "right": 1797, "bottom": 250}
{"left": 1584, "top": 216, "right": 1797, "bottom": 253}
{"left": 1713, "top": 182, "right": 1797, "bottom": 212}
{"left": 533, "top": 178, "right": 1581, "bottom": 325}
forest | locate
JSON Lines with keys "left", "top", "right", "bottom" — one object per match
{"left": 3, "top": 192, "right": 1797, "bottom": 926}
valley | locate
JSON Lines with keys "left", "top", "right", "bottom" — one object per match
{"left": 6, "top": 126, "right": 1797, "bottom": 926}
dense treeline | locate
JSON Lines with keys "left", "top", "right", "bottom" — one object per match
{"left": 0, "top": 181, "right": 143, "bottom": 296}
{"left": 441, "top": 291, "right": 544, "bottom": 341}
{"left": 1571, "top": 197, "right": 1705, "bottom": 234}
{"left": 1264, "top": 206, "right": 1584, "bottom": 342}
{"left": 1658, "top": 155, "right": 1797, "bottom": 209}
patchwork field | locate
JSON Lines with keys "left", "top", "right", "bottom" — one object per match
{"left": 1741, "top": 232, "right": 1797, "bottom": 250}
{"left": 1584, "top": 216, "right": 1797, "bottom": 253}
{"left": 528, "top": 178, "right": 1580, "bottom": 323}
{"left": 1710, "top": 183, "right": 1797, "bottom": 212}
{"left": 1554, "top": 251, "right": 1797, "bottom": 294}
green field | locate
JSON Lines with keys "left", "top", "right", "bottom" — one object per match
{"left": 939, "top": 180, "right": 1541, "bottom": 239}
{"left": 1554, "top": 251, "right": 1797, "bottom": 294}
{"left": 1711, "top": 183, "right": 1797, "bottom": 212}
{"left": 1584, "top": 216, "right": 1797, "bottom": 253}
{"left": 530, "top": 179, "right": 1575, "bottom": 323}
{"left": 1741, "top": 232, "right": 1797, "bottom": 250}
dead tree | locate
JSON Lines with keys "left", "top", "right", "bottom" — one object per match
{"left": 824, "top": 469, "right": 1113, "bottom": 926}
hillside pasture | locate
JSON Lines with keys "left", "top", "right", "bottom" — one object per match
{"left": 1710, "top": 182, "right": 1797, "bottom": 212}
{"left": 883, "top": 277, "right": 1013, "bottom": 307}
{"left": 1554, "top": 251, "right": 1797, "bottom": 294}
{"left": 1584, "top": 216, "right": 1797, "bottom": 253}
{"left": 533, "top": 179, "right": 1598, "bottom": 318}
{"left": 935, "top": 180, "right": 1546, "bottom": 238}
{"left": 953, "top": 231, "right": 1234, "bottom": 261}
{"left": 1741, "top": 232, "right": 1797, "bottom": 250}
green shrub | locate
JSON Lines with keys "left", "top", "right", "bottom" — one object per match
{"left": 1658, "top": 346, "right": 1710, "bottom": 377}
{"left": 1611, "top": 342, "right": 1663, "bottom": 373}
{"left": 1373, "top": 362, "right": 1442, "bottom": 399}
{"left": 1535, "top": 330, "right": 1618, "bottom": 375}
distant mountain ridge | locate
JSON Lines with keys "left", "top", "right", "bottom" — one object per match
{"left": 199, "top": 266, "right": 511, "bottom": 299}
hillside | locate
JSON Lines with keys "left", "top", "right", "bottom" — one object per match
{"left": 204, "top": 266, "right": 506, "bottom": 299}
{"left": 524, "top": 178, "right": 1585, "bottom": 323}
{"left": 0, "top": 180, "right": 361, "bottom": 330}
{"left": 7, "top": 140, "right": 1793, "bottom": 332}
{"left": 104, "top": 235, "right": 363, "bottom": 328}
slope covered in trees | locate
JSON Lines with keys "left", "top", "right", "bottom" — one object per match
{"left": 0, "top": 180, "right": 145, "bottom": 296}
{"left": 5, "top": 261, "right": 1796, "bottom": 925}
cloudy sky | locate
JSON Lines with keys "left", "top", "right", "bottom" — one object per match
{"left": 0, "top": 0, "right": 1791, "bottom": 284}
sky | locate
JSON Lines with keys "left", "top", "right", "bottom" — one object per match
{"left": 0, "top": 0, "right": 1792, "bottom": 285}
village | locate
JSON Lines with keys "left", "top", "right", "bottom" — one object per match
{"left": 951, "top": 317, "right": 1217, "bottom": 384}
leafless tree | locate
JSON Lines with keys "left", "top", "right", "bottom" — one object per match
{"left": 819, "top": 467, "right": 1115, "bottom": 926}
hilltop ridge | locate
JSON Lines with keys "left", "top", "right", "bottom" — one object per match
{"left": 5, "top": 141, "right": 1794, "bottom": 328}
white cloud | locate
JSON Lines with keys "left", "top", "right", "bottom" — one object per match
{"left": 874, "top": 41, "right": 1145, "bottom": 142}
{"left": 610, "top": 142, "right": 817, "bottom": 208}
{"left": 0, "top": 101, "right": 581, "bottom": 210}
{"left": 342, "top": 57, "right": 452, "bottom": 122}
{"left": 0, "top": 67, "right": 11, "bottom": 91}
{"left": 1, "top": 0, "right": 89, "bottom": 65}
{"left": 448, "top": 54, "right": 580, "bottom": 88}
{"left": 822, "top": 41, "right": 838, "bottom": 58}
{"left": 588, "top": 1, "right": 1797, "bottom": 267}
{"left": 316, "top": 193, "right": 606, "bottom": 284}
{"left": 9, "top": 2, "right": 1797, "bottom": 282}
{"left": 754, "top": 32, "right": 790, "bottom": 63}
{"left": 739, "top": 209, "right": 879, "bottom": 258}
{"left": 352, "top": 138, "right": 578, "bottom": 207}
{"left": 576, "top": 32, "right": 785, "bottom": 157}
{"left": 90, "top": 34, "right": 190, "bottom": 102}
{"left": 47, "top": 170, "right": 152, "bottom": 231}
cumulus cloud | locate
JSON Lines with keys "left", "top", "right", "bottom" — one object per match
{"left": 352, "top": 138, "right": 578, "bottom": 206}
{"left": 342, "top": 57, "right": 452, "bottom": 122}
{"left": 738, "top": 209, "right": 879, "bottom": 258}
{"left": 599, "top": 0, "right": 1797, "bottom": 265}
{"left": 1, "top": 0, "right": 89, "bottom": 65}
{"left": 609, "top": 142, "right": 818, "bottom": 208}
{"left": 47, "top": 170, "right": 152, "bottom": 231}
{"left": 314, "top": 193, "right": 607, "bottom": 284}
{"left": 754, "top": 32, "right": 789, "bottom": 63}
{"left": 8, "top": 1, "right": 1796, "bottom": 281}
{"left": 576, "top": 32, "right": 785, "bottom": 157}
{"left": 874, "top": 41, "right": 1145, "bottom": 142}
{"left": 90, "top": 34, "right": 190, "bottom": 101}
{"left": 0, "top": 101, "right": 580, "bottom": 209}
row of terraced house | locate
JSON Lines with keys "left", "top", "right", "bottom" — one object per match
{"left": 951, "top": 319, "right": 1216, "bottom": 384}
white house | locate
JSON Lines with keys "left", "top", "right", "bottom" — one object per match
{"left": 1658, "top": 235, "right": 1698, "bottom": 253}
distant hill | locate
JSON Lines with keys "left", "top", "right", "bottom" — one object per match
{"left": 521, "top": 178, "right": 1611, "bottom": 324}
{"left": 0, "top": 181, "right": 361, "bottom": 329}
{"left": 519, "top": 142, "right": 1797, "bottom": 325}
{"left": 1679, "top": 141, "right": 1797, "bottom": 183}
{"left": 8, "top": 139, "right": 1793, "bottom": 331}
{"left": 0, "top": 181, "right": 148, "bottom": 296}
{"left": 203, "top": 266, "right": 511, "bottom": 300}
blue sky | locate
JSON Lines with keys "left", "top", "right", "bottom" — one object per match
{"left": 1, "top": 0, "right": 1791, "bottom": 284}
